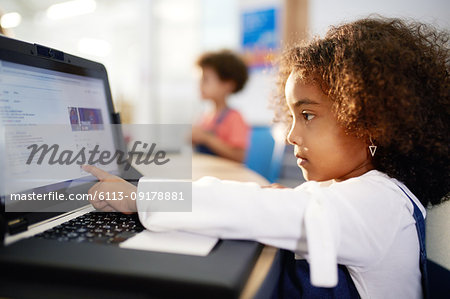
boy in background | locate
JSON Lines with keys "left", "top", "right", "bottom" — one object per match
{"left": 192, "top": 50, "right": 250, "bottom": 163}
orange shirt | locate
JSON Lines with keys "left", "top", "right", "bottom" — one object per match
{"left": 199, "top": 108, "right": 250, "bottom": 150}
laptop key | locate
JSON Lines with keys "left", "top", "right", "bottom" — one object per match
{"left": 67, "top": 232, "right": 79, "bottom": 239}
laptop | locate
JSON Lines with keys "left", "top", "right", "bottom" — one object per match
{"left": 0, "top": 35, "right": 261, "bottom": 298}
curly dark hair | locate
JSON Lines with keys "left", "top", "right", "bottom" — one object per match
{"left": 197, "top": 50, "right": 248, "bottom": 93}
{"left": 273, "top": 17, "right": 449, "bottom": 206}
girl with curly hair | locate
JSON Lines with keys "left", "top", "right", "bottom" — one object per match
{"left": 85, "top": 17, "right": 449, "bottom": 298}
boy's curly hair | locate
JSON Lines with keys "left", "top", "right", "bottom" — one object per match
{"left": 197, "top": 50, "right": 248, "bottom": 93}
{"left": 273, "top": 17, "right": 449, "bottom": 206}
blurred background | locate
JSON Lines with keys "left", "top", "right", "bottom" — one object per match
{"left": 1, "top": 0, "right": 449, "bottom": 184}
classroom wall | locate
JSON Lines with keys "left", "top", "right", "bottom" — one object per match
{"left": 309, "top": 0, "right": 450, "bottom": 37}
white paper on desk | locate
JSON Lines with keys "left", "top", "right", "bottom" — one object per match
{"left": 119, "top": 230, "right": 218, "bottom": 256}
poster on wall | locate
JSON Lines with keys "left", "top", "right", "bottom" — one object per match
{"left": 241, "top": 7, "right": 280, "bottom": 69}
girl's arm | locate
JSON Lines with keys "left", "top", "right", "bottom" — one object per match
{"left": 137, "top": 174, "right": 407, "bottom": 272}
{"left": 137, "top": 176, "right": 307, "bottom": 250}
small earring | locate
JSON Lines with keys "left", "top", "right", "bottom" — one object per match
{"left": 369, "top": 137, "right": 377, "bottom": 157}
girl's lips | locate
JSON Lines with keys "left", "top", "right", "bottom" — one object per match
{"left": 296, "top": 156, "right": 308, "bottom": 166}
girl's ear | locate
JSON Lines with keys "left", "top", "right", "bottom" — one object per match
{"left": 224, "top": 80, "right": 236, "bottom": 93}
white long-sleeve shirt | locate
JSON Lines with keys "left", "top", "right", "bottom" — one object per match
{"left": 136, "top": 170, "right": 425, "bottom": 299}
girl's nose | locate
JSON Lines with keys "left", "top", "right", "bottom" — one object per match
{"left": 287, "top": 123, "right": 301, "bottom": 145}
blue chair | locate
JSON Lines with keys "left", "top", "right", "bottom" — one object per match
{"left": 245, "top": 126, "right": 285, "bottom": 183}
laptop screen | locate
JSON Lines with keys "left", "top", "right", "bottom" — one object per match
{"left": 0, "top": 58, "right": 120, "bottom": 200}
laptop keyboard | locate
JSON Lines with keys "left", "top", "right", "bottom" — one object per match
{"left": 33, "top": 212, "right": 145, "bottom": 245}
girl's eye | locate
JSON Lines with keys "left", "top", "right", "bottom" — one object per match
{"left": 302, "top": 111, "right": 315, "bottom": 121}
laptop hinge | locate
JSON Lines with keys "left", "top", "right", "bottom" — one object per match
{"left": 8, "top": 218, "right": 28, "bottom": 235}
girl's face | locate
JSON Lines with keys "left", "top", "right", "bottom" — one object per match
{"left": 285, "top": 72, "right": 373, "bottom": 182}
{"left": 199, "top": 67, "right": 234, "bottom": 102}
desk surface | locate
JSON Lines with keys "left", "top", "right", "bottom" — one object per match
{"left": 192, "top": 153, "right": 269, "bottom": 184}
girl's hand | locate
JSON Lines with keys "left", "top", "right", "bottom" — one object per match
{"left": 262, "top": 183, "right": 289, "bottom": 189}
{"left": 82, "top": 165, "right": 137, "bottom": 214}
